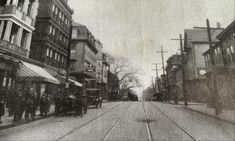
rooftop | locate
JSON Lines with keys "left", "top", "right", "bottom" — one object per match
{"left": 185, "top": 28, "right": 224, "bottom": 47}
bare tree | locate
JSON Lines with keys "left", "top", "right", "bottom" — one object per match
{"left": 109, "top": 56, "right": 142, "bottom": 91}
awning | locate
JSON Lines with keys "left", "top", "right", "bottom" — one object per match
{"left": 18, "top": 61, "right": 60, "bottom": 85}
{"left": 68, "top": 78, "right": 83, "bottom": 87}
{"left": 60, "top": 76, "right": 83, "bottom": 87}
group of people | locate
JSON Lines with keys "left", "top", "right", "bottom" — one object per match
{"left": 0, "top": 87, "right": 51, "bottom": 123}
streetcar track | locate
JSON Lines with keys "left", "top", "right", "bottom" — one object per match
{"left": 101, "top": 103, "right": 132, "bottom": 141}
{"left": 142, "top": 101, "right": 153, "bottom": 141}
{"left": 56, "top": 102, "right": 123, "bottom": 141}
{"left": 150, "top": 102, "right": 197, "bottom": 141}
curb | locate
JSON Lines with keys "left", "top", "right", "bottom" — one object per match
{"left": 0, "top": 113, "right": 55, "bottom": 130}
{"left": 183, "top": 106, "right": 234, "bottom": 125}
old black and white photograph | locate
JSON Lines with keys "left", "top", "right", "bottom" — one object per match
{"left": 0, "top": 0, "right": 234, "bottom": 140}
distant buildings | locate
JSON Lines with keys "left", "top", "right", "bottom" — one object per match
{"left": 166, "top": 54, "right": 181, "bottom": 103}
{"left": 95, "top": 40, "right": 109, "bottom": 100}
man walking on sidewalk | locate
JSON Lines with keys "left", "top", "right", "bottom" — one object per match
{"left": 13, "top": 90, "right": 24, "bottom": 122}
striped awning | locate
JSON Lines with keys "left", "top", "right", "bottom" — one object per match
{"left": 18, "top": 61, "right": 60, "bottom": 84}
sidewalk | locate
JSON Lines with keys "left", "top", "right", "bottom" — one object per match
{"left": 183, "top": 104, "right": 235, "bottom": 124}
{"left": 0, "top": 105, "right": 55, "bottom": 130}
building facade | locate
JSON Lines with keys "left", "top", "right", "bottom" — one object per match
{"left": 70, "top": 22, "right": 98, "bottom": 95}
{"left": 0, "top": 0, "right": 39, "bottom": 90}
{"left": 95, "top": 41, "right": 109, "bottom": 100}
{"left": 166, "top": 54, "right": 181, "bottom": 102}
{"left": 203, "top": 20, "right": 235, "bottom": 109}
{"left": 30, "top": 0, "right": 73, "bottom": 77}
{"left": 184, "top": 27, "right": 223, "bottom": 102}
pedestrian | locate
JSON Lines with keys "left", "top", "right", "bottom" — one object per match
{"left": 39, "top": 93, "right": 50, "bottom": 117}
{"left": 54, "top": 89, "right": 62, "bottom": 114}
{"left": 24, "top": 88, "right": 35, "bottom": 121}
{"left": 13, "top": 90, "right": 24, "bottom": 122}
{"left": 75, "top": 95, "right": 83, "bottom": 117}
{"left": 6, "top": 87, "right": 15, "bottom": 117}
{"left": 0, "top": 95, "right": 5, "bottom": 123}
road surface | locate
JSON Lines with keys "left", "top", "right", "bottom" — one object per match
{"left": 0, "top": 102, "right": 234, "bottom": 140}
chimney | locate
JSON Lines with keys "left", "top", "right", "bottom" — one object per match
{"left": 216, "top": 22, "right": 221, "bottom": 28}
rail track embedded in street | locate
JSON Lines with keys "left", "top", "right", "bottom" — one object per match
{"left": 142, "top": 102, "right": 153, "bottom": 141}
{"left": 150, "top": 102, "right": 197, "bottom": 141}
{"left": 56, "top": 102, "right": 123, "bottom": 141}
{"left": 101, "top": 103, "right": 133, "bottom": 141}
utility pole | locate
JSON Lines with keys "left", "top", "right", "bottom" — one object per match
{"left": 180, "top": 34, "right": 188, "bottom": 106}
{"left": 152, "top": 63, "right": 161, "bottom": 93}
{"left": 171, "top": 35, "right": 191, "bottom": 106}
{"left": 156, "top": 46, "right": 168, "bottom": 101}
{"left": 206, "top": 19, "right": 222, "bottom": 115}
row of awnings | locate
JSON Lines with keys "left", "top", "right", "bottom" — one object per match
{"left": 18, "top": 61, "right": 83, "bottom": 87}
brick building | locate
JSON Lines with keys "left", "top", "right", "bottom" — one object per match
{"left": 30, "top": 0, "right": 73, "bottom": 77}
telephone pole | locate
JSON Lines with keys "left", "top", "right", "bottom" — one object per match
{"left": 206, "top": 19, "right": 222, "bottom": 115}
{"left": 171, "top": 35, "right": 190, "bottom": 106}
{"left": 156, "top": 46, "right": 168, "bottom": 101}
{"left": 152, "top": 63, "right": 161, "bottom": 93}
{"left": 180, "top": 34, "right": 188, "bottom": 106}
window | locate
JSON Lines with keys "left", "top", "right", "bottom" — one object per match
{"left": 55, "top": 6, "right": 58, "bottom": 15}
{"left": 58, "top": 54, "right": 60, "bottom": 61}
{"left": 46, "top": 48, "right": 50, "bottom": 56}
{"left": 55, "top": 52, "right": 57, "bottom": 60}
{"left": 70, "top": 50, "right": 76, "bottom": 54}
{"left": 59, "top": 11, "right": 62, "bottom": 19}
{"left": 53, "top": 27, "right": 55, "bottom": 35}
{"left": 52, "top": 4, "right": 55, "bottom": 12}
{"left": 231, "top": 45, "right": 234, "bottom": 53}
{"left": 62, "top": 14, "right": 64, "bottom": 21}
{"left": 50, "top": 49, "right": 53, "bottom": 58}
{"left": 49, "top": 25, "right": 52, "bottom": 34}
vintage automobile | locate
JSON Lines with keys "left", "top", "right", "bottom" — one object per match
{"left": 60, "top": 94, "right": 84, "bottom": 116}
{"left": 86, "top": 88, "right": 102, "bottom": 108}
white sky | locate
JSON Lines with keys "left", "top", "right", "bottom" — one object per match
{"left": 68, "top": 0, "right": 234, "bottom": 96}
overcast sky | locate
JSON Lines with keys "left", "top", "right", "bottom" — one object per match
{"left": 68, "top": 0, "right": 234, "bottom": 95}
